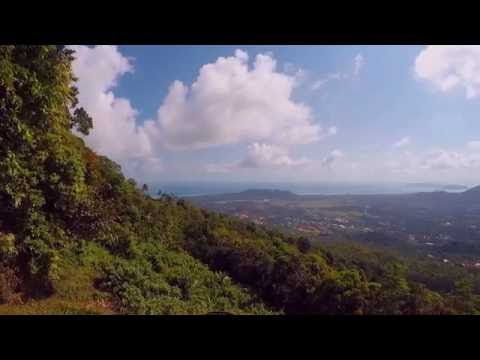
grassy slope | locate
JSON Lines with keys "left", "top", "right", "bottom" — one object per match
{"left": 0, "top": 243, "right": 115, "bottom": 314}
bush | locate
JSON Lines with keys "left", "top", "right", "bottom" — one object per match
{"left": 98, "top": 242, "right": 274, "bottom": 315}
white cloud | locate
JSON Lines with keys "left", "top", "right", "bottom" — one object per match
{"left": 234, "top": 49, "right": 249, "bottom": 62}
{"left": 321, "top": 149, "right": 344, "bottom": 168}
{"left": 353, "top": 53, "right": 364, "bottom": 76}
{"left": 387, "top": 147, "right": 480, "bottom": 176}
{"left": 123, "top": 156, "right": 164, "bottom": 181}
{"left": 71, "top": 47, "right": 336, "bottom": 180}
{"left": 415, "top": 45, "right": 480, "bottom": 99}
{"left": 70, "top": 45, "right": 152, "bottom": 163}
{"left": 301, "top": 141, "right": 480, "bottom": 184}
{"left": 205, "top": 142, "right": 310, "bottom": 173}
{"left": 420, "top": 149, "right": 469, "bottom": 170}
{"left": 145, "top": 50, "right": 326, "bottom": 150}
{"left": 467, "top": 140, "right": 480, "bottom": 151}
{"left": 392, "top": 136, "right": 411, "bottom": 149}
{"left": 239, "top": 143, "right": 309, "bottom": 168}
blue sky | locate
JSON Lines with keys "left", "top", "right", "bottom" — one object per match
{"left": 69, "top": 45, "right": 480, "bottom": 185}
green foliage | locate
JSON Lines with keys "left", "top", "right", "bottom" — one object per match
{"left": 168, "top": 209, "right": 379, "bottom": 314}
{"left": 99, "top": 242, "right": 273, "bottom": 314}
{"left": 0, "top": 232, "right": 17, "bottom": 261}
{"left": 0, "top": 45, "right": 92, "bottom": 288}
{"left": 71, "top": 107, "right": 93, "bottom": 135}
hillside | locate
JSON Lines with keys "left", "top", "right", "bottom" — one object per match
{"left": 462, "top": 185, "right": 480, "bottom": 197}
{"left": 1, "top": 46, "right": 480, "bottom": 314}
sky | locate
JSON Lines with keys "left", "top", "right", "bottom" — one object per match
{"left": 69, "top": 45, "right": 480, "bottom": 186}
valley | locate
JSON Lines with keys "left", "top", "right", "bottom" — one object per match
{"left": 190, "top": 188, "right": 480, "bottom": 266}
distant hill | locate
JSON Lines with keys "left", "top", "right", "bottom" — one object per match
{"left": 191, "top": 185, "right": 480, "bottom": 220}
{"left": 392, "top": 185, "right": 480, "bottom": 205}
{"left": 191, "top": 185, "right": 480, "bottom": 205}
{"left": 442, "top": 184, "right": 468, "bottom": 191}
{"left": 355, "top": 185, "right": 480, "bottom": 216}
{"left": 407, "top": 182, "right": 467, "bottom": 191}
{"left": 462, "top": 185, "right": 480, "bottom": 197}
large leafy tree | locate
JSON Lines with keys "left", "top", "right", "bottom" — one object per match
{"left": 0, "top": 45, "right": 93, "bottom": 294}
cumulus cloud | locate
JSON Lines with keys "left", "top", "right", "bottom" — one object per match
{"left": 70, "top": 45, "right": 153, "bottom": 162}
{"left": 234, "top": 49, "right": 249, "bottom": 62}
{"left": 321, "top": 149, "right": 344, "bottom": 168}
{"left": 303, "top": 142, "right": 480, "bottom": 183}
{"left": 420, "top": 149, "right": 469, "bottom": 170}
{"left": 144, "top": 50, "right": 326, "bottom": 149}
{"left": 415, "top": 45, "right": 480, "bottom": 99}
{"left": 239, "top": 143, "right": 309, "bottom": 168}
{"left": 387, "top": 146, "right": 480, "bottom": 177}
{"left": 71, "top": 46, "right": 335, "bottom": 179}
{"left": 392, "top": 136, "right": 411, "bottom": 149}
{"left": 205, "top": 143, "right": 310, "bottom": 173}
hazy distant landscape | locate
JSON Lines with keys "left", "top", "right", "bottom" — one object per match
{"left": 153, "top": 181, "right": 470, "bottom": 197}
{"left": 189, "top": 186, "right": 480, "bottom": 266}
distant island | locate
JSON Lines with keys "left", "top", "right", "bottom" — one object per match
{"left": 407, "top": 182, "right": 468, "bottom": 191}
{"left": 191, "top": 185, "right": 480, "bottom": 213}
{"left": 442, "top": 184, "right": 468, "bottom": 191}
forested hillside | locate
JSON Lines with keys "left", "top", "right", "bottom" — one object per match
{"left": 1, "top": 45, "right": 479, "bottom": 314}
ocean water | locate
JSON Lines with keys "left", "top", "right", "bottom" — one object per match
{"left": 151, "top": 181, "right": 466, "bottom": 198}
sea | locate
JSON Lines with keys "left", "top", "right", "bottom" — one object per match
{"left": 151, "top": 181, "right": 469, "bottom": 198}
